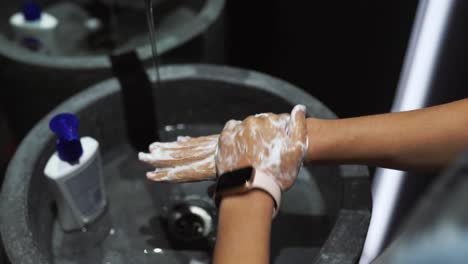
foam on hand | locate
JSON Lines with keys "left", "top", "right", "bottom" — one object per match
{"left": 138, "top": 105, "right": 308, "bottom": 191}
{"left": 138, "top": 135, "right": 219, "bottom": 182}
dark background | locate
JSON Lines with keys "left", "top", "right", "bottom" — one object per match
{"left": 226, "top": 1, "right": 418, "bottom": 118}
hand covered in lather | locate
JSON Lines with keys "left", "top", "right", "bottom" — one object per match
{"left": 139, "top": 105, "right": 308, "bottom": 196}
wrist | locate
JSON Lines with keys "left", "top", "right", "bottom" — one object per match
{"left": 215, "top": 169, "right": 281, "bottom": 217}
{"left": 305, "top": 117, "right": 327, "bottom": 164}
{"left": 219, "top": 189, "right": 274, "bottom": 217}
{"left": 214, "top": 189, "right": 273, "bottom": 264}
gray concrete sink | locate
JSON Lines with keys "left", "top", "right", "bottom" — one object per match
{"left": 0, "top": 65, "right": 371, "bottom": 264}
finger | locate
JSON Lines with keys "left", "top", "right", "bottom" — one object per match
{"left": 149, "top": 134, "right": 218, "bottom": 150}
{"left": 288, "top": 105, "right": 307, "bottom": 144}
{"left": 149, "top": 134, "right": 218, "bottom": 151}
{"left": 163, "top": 143, "right": 216, "bottom": 159}
{"left": 139, "top": 144, "right": 216, "bottom": 167}
{"left": 146, "top": 156, "right": 216, "bottom": 182}
{"left": 143, "top": 135, "right": 218, "bottom": 168}
{"left": 177, "top": 136, "right": 191, "bottom": 142}
{"left": 151, "top": 137, "right": 217, "bottom": 154}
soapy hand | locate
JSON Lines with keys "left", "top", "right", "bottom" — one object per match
{"left": 139, "top": 105, "right": 308, "bottom": 191}
{"left": 216, "top": 105, "right": 308, "bottom": 190}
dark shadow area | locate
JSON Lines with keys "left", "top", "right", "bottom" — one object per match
{"left": 226, "top": 1, "right": 419, "bottom": 118}
{"left": 271, "top": 213, "right": 331, "bottom": 258}
{"left": 139, "top": 215, "right": 214, "bottom": 252}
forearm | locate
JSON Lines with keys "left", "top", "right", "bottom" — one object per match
{"left": 213, "top": 190, "right": 274, "bottom": 264}
{"left": 305, "top": 99, "right": 468, "bottom": 171}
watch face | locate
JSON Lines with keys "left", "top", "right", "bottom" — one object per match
{"left": 217, "top": 167, "right": 253, "bottom": 190}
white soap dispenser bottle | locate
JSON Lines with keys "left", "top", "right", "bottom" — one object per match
{"left": 9, "top": 0, "right": 58, "bottom": 54}
{"left": 44, "top": 113, "right": 107, "bottom": 231}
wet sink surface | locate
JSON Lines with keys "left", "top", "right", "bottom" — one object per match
{"left": 52, "top": 124, "right": 330, "bottom": 264}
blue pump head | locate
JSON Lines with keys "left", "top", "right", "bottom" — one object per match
{"left": 22, "top": 1, "right": 42, "bottom": 22}
{"left": 49, "top": 113, "right": 83, "bottom": 164}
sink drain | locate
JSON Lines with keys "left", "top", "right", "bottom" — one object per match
{"left": 166, "top": 196, "right": 217, "bottom": 243}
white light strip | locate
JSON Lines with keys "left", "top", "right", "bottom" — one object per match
{"left": 359, "top": 1, "right": 455, "bottom": 263}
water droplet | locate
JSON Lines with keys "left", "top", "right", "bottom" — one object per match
{"left": 84, "top": 18, "right": 102, "bottom": 32}
{"left": 164, "top": 125, "right": 175, "bottom": 132}
{"left": 174, "top": 212, "right": 182, "bottom": 219}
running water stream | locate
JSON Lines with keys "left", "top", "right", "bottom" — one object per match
{"left": 145, "top": 0, "right": 162, "bottom": 89}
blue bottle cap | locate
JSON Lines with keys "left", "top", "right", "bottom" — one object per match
{"left": 22, "top": 1, "right": 42, "bottom": 22}
{"left": 49, "top": 113, "right": 83, "bottom": 164}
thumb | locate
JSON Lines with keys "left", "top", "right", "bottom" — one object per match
{"left": 288, "top": 105, "right": 307, "bottom": 144}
